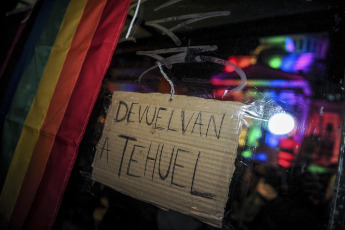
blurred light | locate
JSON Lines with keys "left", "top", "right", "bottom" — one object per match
{"left": 106, "top": 82, "right": 116, "bottom": 92}
{"left": 278, "top": 159, "right": 291, "bottom": 168}
{"left": 280, "top": 54, "right": 298, "bottom": 72}
{"left": 265, "top": 133, "right": 280, "bottom": 148}
{"left": 239, "top": 128, "right": 248, "bottom": 147}
{"left": 210, "top": 79, "right": 312, "bottom": 96}
{"left": 279, "top": 91, "right": 298, "bottom": 105}
{"left": 247, "top": 126, "right": 262, "bottom": 147}
{"left": 253, "top": 152, "right": 267, "bottom": 162}
{"left": 113, "top": 83, "right": 137, "bottom": 92}
{"left": 239, "top": 138, "right": 246, "bottom": 147}
{"left": 327, "top": 94, "right": 335, "bottom": 101}
{"left": 214, "top": 88, "right": 227, "bottom": 98}
{"left": 224, "top": 56, "right": 252, "bottom": 73}
{"left": 278, "top": 151, "right": 295, "bottom": 161}
{"left": 279, "top": 138, "right": 295, "bottom": 150}
{"left": 266, "top": 90, "right": 278, "bottom": 100}
{"left": 242, "top": 149, "right": 252, "bottom": 158}
{"left": 285, "top": 37, "right": 295, "bottom": 52}
{"left": 260, "top": 36, "right": 286, "bottom": 46}
{"left": 268, "top": 56, "right": 282, "bottom": 69}
{"left": 308, "top": 164, "right": 329, "bottom": 174}
{"left": 238, "top": 56, "right": 252, "bottom": 68}
{"left": 268, "top": 113, "right": 295, "bottom": 135}
{"left": 258, "top": 34, "right": 329, "bottom": 74}
{"left": 293, "top": 53, "right": 314, "bottom": 71}
{"left": 210, "top": 77, "right": 223, "bottom": 86}
{"left": 225, "top": 57, "right": 237, "bottom": 72}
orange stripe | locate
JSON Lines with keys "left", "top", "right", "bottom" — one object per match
{"left": 10, "top": 0, "right": 108, "bottom": 228}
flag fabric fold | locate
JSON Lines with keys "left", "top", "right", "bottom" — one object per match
{"left": 0, "top": 0, "right": 131, "bottom": 229}
{"left": 0, "top": 0, "right": 57, "bottom": 190}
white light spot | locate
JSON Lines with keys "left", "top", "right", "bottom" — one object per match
{"left": 268, "top": 113, "right": 295, "bottom": 135}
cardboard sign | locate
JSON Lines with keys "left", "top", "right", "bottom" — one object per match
{"left": 92, "top": 91, "right": 244, "bottom": 227}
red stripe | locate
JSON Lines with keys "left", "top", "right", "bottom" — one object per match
{"left": 9, "top": 1, "right": 108, "bottom": 229}
{"left": 24, "top": 0, "right": 131, "bottom": 229}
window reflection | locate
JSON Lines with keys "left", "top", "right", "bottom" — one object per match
{"left": 56, "top": 1, "right": 345, "bottom": 229}
{"left": 103, "top": 29, "right": 344, "bottom": 229}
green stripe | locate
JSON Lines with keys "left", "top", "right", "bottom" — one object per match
{"left": 0, "top": 0, "right": 71, "bottom": 191}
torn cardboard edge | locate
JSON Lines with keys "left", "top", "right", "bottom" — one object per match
{"left": 92, "top": 91, "right": 244, "bottom": 227}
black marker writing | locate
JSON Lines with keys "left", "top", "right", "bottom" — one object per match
{"left": 114, "top": 100, "right": 227, "bottom": 139}
{"left": 154, "top": 107, "right": 167, "bottom": 130}
{"left": 158, "top": 145, "right": 175, "bottom": 180}
{"left": 139, "top": 104, "right": 149, "bottom": 123}
{"left": 145, "top": 142, "right": 160, "bottom": 180}
{"left": 191, "top": 112, "right": 203, "bottom": 136}
{"left": 146, "top": 106, "right": 157, "bottom": 125}
{"left": 171, "top": 148, "right": 190, "bottom": 188}
{"left": 206, "top": 113, "right": 226, "bottom": 139}
{"left": 99, "top": 137, "right": 110, "bottom": 163}
{"left": 190, "top": 151, "right": 215, "bottom": 199}
{"left": 115, "top": 101, "right": 128, "bottom": 122}
{"left": 167, "top": 109, "right": 178, "bottom": 132}
{"left": 181, "top": 110, "right": 195, "bottom": 135}
{"left": 127, "top": 144, "right": 144, "bottom": 178}
{"left": 127, "top": 102, "right": 139, "bottom": 123}
{"left": 118, "top": 135, "right": 137, "bottom": 177}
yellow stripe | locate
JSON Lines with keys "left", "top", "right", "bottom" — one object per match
{"left": 0, "top": 0, "right": 88, "bottom": 221}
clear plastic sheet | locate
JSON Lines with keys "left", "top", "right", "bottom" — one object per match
{"left": 54, "top": 1, "right": 345, "bottom": 230}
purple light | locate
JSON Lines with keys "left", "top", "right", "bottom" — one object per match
{"left": 285, "top": 37, "right": 295, "bottom": 52}
{"left": 210, "top": 79, "right": 312, "bottom": 96}
{"left": 293, "top": 53, "right": 314, "bottom": 71}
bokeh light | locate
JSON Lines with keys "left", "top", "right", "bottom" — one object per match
{"left": 268, "top": 113, "right": 295, "bottom": 135}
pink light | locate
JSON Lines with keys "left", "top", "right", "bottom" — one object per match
{"left": 293, "top": 53, "right": 314, "bottom": 71}
{"left": 211, "top": 78, "right": 225, "bottom": 86}
{"left": 285, "top": 37, "right": 295, "bottom": 52}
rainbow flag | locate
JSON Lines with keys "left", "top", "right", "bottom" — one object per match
{"left": 0, "top": 0, "right": 131, "bottom": 229}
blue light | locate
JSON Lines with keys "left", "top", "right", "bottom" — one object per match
{"left": 285, "top": 37, "right": 295, "bottom": 52}
{"left": 253, "top": 152, "right": 267, "bottom": 162}
{"left": 265, "top": 133, "right": 280, "bottom": 148}
{"left": 281, "top": 54, "right": 298, "bottom": 72}
{"left": 265, "top": 90, "right": 278, "bottom": 101}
